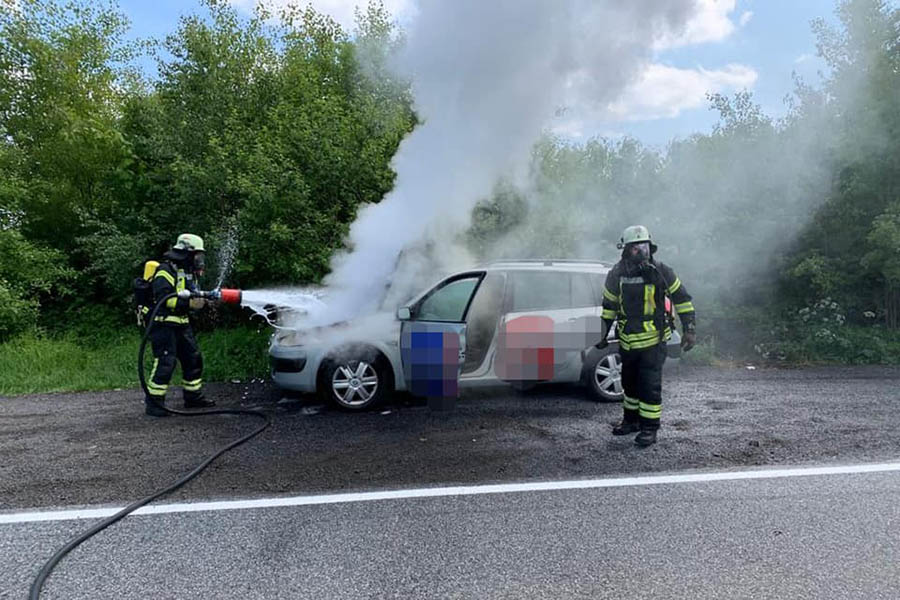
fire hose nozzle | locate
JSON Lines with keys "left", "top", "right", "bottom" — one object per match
{"left": 177, "top": 288, "right": 242, "bottom": 304}
{"left": 216, "top": 288, "right": 242, "bottom": 305}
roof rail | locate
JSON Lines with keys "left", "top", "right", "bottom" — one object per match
{"left": 479, "top": 258, "right": 613, "bottom": 267}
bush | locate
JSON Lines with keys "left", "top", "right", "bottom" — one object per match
{"left": 0, "top": 230, "right": 75, "bottom": 341}
{"left": 751, "top": 298, "right": 900, "bottom": 364}
{"left": 680, "top": 337, "right": 720, "bottom": 366}
{"left": 0, "top": 281, "right": 40, "bottom": 340}
{"left": 198, "top": 325, "right": 271, "bottom": 382}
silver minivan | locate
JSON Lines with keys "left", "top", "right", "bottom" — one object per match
{"left": 269, "top": 259, "right": 681, "bottom": 410}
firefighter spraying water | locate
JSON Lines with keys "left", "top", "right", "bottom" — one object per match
{"left": 134, "top": 234, "right": 244, "bottom": 417}
{"left": 30, "top": 236, "right": 260, "bottom": 600}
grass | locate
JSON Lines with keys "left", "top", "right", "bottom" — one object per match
{"left": 4, "top": 320, "right": 899, "bottom": 396}
{"left": 680, "top": 338, "right": 727, "bottom": 367}
{"left": 0, "top": 325, "right": 272, "bottom": 396}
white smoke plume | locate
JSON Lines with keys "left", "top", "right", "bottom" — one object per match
{"left": 304, "top": 0, "right": 701, "bottom": 327}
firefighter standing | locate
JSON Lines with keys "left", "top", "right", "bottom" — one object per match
{"left": 596, "top": 226, "right": 696, "bottom": 446}
{"left": 143, "top": 234, "right": 214, "bottom": 417}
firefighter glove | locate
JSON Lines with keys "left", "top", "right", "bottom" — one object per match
{"left": 189, "top": 297, "right": 206, "bottom": 310}
{"left": 594, "top": 337, "right": 609, "bottom": 350}
{"left": 681, "top": 331, "right": 696, "bottom": 352}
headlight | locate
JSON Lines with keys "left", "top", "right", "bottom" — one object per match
{"left": 276, "top": 331, "right": 303, "bottom": 346}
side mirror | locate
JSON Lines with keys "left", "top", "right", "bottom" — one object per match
{"left": 397, "top": 306, "right": 411, "bottom": 321}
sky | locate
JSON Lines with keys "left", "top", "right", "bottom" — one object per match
{"left": 117, "top": 0, "right": 840, "bottom": 148}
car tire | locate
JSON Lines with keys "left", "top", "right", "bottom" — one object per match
{"left": 318, "top": 350, "right": 392, "bottom": 411}
{"left": 583, "top": 347, "right": 624, "bottom": 403}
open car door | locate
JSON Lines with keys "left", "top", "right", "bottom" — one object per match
{"left": 399, "top": 273, "right": 484, "bottom": 399}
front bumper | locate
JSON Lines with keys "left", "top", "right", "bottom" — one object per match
{"left": 270, "top": 355, "right": 306, "bottom": 373}
{"left": 269, "top": 343, "right": 316, "bottom": 392}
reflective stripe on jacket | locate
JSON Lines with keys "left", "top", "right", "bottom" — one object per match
{"left": 601, "top": 260, "right": 695, "bottom": 351}
{"left": 151, "top": 262, "right": 195, "bottom": 325}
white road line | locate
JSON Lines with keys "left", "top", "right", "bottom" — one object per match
{"left": 3, "top": 461, "right": 900, "bottom": 525}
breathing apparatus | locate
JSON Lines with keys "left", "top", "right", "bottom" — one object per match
{"left": 616, "top": 225, "right": 672, "bottom": 342}
{"left": 625, "top": 241, "right": 651, "bottom": 267}
{"left": 616, "top": 225, "right": 656, "bottom": 270}
{"left": 190, "top": 250, "right": 206, "bottom": 277}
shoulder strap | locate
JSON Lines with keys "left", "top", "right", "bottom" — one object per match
{"left": 648, "top": 262, "right": 669, "bottom": 340}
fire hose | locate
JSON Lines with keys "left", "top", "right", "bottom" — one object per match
{"left": 29, "top": 288, "right": 271, "bottom": 600}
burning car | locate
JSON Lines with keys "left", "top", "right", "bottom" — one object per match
{"left": 269, "top": 259, "right": 681, "bottom": 410}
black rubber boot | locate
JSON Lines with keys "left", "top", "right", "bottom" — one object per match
{"left": 612, "top": 420, "right": 641, "bottom": 436}
{"left": 144, "top": 397, "right": 169, "bottom": 417}
{"left": 635, "top": 428, "right": 658, "bottom": 447}
{"left": 184, "top": 395, "right": 215, "bottom": 409}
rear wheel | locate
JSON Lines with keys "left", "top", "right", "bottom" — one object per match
{"left": 585, "top": 348, "right": 624, "bottom": 403}
{"left": 319, "top": 351, "right": 392, "bottom": 411}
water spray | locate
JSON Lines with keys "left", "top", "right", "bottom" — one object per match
{"left": 215, "top": 224, "right": 240, "bottom": 290}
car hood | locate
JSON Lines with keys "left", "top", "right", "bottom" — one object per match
{"left": 275, "top": 310, "right": 400, "bottom": 347}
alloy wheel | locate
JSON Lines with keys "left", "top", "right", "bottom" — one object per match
{"left": 594, "top": 352, "right": 624, "bottom": 399}
{"left": 331, "top": 361, "right": 379, "bottom": 407}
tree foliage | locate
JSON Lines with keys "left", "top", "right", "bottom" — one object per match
{"left": 788, "top": 0, "right": 900, "bottom": 326}
{"left": 0, "top": 0, "right": 897, "bottom": 363}
{"left": 470, "top": 0, "right": 899, "bottom": 349}
{"left": 0, "top": 0, "right": 414, "bottom": 340}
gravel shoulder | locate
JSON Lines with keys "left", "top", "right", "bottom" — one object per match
{"left": 2, "top": 365, "right": 900, "bottom": 511}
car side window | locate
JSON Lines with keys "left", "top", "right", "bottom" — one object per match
{"left": 571, "top": 273, "right": 596, "bottom": 308}
{"left": 465, "top": 272, "right": 506, "bottom": 324}
{"left": 510, "top": 271, "right": 571, "bottom": 311}
{"left": 416, "top": 277, "right": 480, "bottom": 322}
{"left": 590, "top": 273, "right": 608, "bottom": 303}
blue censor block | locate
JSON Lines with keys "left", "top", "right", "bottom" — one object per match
{"left": 401, "top": 326, "right": 461, "bottom": 398}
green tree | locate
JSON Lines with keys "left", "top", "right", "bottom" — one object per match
{"left": 0, "top": 229, "right": 74, "bottom": 339}
{"left": 0, "top": 0, "right": 137, "bottom": 252}
{"left": 125, "top": 0, "right": 415, "bottom": 289}
{"left": 786, "top": 0, "right": 900, "bottom": 324}
{"left": 862, "top": 202, "right": 900, "bottom": 327}
{"left": 0, "top": 0, "right": 415, "bottom": 328}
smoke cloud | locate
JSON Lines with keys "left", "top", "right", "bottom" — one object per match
{"left": 475, "top": 91, "right": 836, "bottom": 326}
{"left": 303, "top": 0, "right": 700, "bottom": 327}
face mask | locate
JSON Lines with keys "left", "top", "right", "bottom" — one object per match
{"left": 191, "top": 252, "right": 206, "bottom": 276}
{"left": 627, "top": 242, "right": 650, "bottom": 264}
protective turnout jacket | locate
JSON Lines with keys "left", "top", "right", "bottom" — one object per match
{"left": 601, "top": 259, "right": 695, "bottom": 351}
{"left": 151, "top": 259, "right": 198, "bottom": 325}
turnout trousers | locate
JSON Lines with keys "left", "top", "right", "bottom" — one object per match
{"left": 146, "top": 324, "right": 204, "bottom": 402}
{"left": 620, "top": 342, "right": 667, "bottom": 430}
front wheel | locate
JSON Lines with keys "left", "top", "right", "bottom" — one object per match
{"left": 319, "top": 354, "right": 392, "bottom": 411}
{"left": 584, "top": 348, "right": 624, "bottom": 403}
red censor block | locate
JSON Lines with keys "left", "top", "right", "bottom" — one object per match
{"left": 495, "top": 315, "right": 555, "bottom": 381}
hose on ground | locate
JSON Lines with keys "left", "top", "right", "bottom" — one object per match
{"left": 29, "top": 292, "right": 271, "bottom": 599}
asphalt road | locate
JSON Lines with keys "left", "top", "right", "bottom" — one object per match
{"left": 3, "top": 468, "right": 900, "bottom": 599}
{"left": 3, "top": 365, "right": 900, "bottom": 598}
{"left": 3, "top": 366, "right": 900, "bottom": 511}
